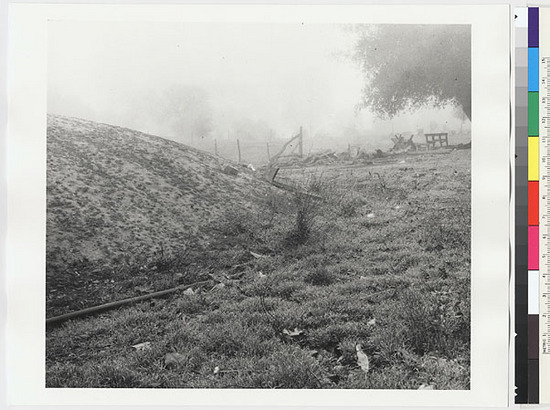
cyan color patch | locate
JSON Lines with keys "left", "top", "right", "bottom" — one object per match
{"left": 528, "top": 47, "right": 539, "bottom": 91}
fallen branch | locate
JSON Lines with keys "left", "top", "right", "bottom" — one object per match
{"left": 46, "top": 279, "right": 213, "bottom": 328}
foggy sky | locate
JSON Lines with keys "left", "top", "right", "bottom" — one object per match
{"left": 48, "top": 21, "right": 467, "bottom": 150}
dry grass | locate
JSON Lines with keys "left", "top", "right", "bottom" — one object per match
{"left": 46, "top": 116, "right": 470, "bottom": 389}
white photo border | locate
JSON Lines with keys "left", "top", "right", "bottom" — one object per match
{"left": 6, "top": 4, "right": 510, "bottom": 407}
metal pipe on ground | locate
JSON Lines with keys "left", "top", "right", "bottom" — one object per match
{"left": 46, "top": 279, "right": 213, "bottom": 328}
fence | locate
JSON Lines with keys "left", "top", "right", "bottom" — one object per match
{"left": 193, "top": 127, "right": 304, "bottom": 166}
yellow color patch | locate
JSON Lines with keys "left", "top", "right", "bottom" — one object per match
{"left": 529, "top": 137, "right": 539, "bottom": 181}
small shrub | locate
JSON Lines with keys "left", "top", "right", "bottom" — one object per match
{"left": 286, "top": 193, "right": 317, "bottom": 245}
{"left": 284, "top": 173, "right": 330, "bottom": 245}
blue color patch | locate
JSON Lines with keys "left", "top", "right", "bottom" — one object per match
{"left": 528, "top": 47, "right": 539, "bottom": 92}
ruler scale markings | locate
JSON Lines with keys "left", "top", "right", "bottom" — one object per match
{"left": 539, "top": 7, "right": 550, "bottom": 404}
{"left": 528, "top": 6, "right": 540, "bottom": 404}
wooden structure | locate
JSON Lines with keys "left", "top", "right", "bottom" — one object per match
{"left": 424, "top": 133, "right": 449, "bottom": 149}
{"left": 268, "top": 127, "right": 304, "bottom": 166}
{"left": 390, "top": 134, "right": 416, "bottom": 152}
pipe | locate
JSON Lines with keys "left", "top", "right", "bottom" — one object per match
{"left": 46, "top": 279, "right": 213, "bottom": 328}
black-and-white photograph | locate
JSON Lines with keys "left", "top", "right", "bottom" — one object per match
{"left": 45, "top": 20, "right": 471, "bottom": 390}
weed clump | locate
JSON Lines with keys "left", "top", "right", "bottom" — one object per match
{"left": 285, "top": 190, "right": 319, "bottom": 245}
{"left": 398, "top": 286, "right": 470, "bottom": 357}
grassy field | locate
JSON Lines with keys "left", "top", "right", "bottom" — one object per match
{"left": 46, "top": 116, "right": 470, "bottom": 389}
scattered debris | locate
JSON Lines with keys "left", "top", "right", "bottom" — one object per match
{"left": 266, "top": 167, "right": 279, "bottom": 182}
{"left": 183, "top": 288, "right": 195, "bottom": 296}
{"left": 250, "top": 251, "right": 266, "bottom": 259}
{"left": 367, "top": 318, "right": 376, "bottom": 326}
{"left": 367, "top": 213, "right": 375, "bottom": 218}
{"left": 390, "top": 134, "right": 416, "bottom": 153}
{"left": 282, "top": 328, "right": 305, "bottom": 342}
{"left": 213, "top": 367, "right": 240, "bottom": 375}
{"left": 164, "top": 352, "right": 186, "bottom": 367}
{"left": 247, "top": 163, "right": 256, "bottom": 172}
{"left": 283, "top": 328, "right": 305, "bottom": 337}
{"left": 356, "top": 343, "right": 370, "bottom": 373}
{"left": 264, "top": 137, "right": 460, "bottom": 168}
{"left": 222, "top": 165, "right": 239, "bottom": 176}
{"left": 134, "top": 285, "right": 153, "bottom": 294}
{"left": 373, "top": 149, "right": 385, "bottom": 159}
{"left": 455, "top": 142, "right": 471, "bottom": 150}
{"left": 418, "top": 384, "right": 436, "bottom": 390}
{"left": 210, "top": 283, "right": 225, "bottom": 292}
{"left": 131, "top": 342, "right": 152, "bottom": 351}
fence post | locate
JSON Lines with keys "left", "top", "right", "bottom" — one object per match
{"left": 267, "top": 143, "right": 271, "bottom": 162}
{"left": 237, "top": 139, "right": 241, "bottom": 163}
{"left": 348, "top": 143, "right": 351, "bottom": 158}
{"left": 299, "top": 126, "right": 303, "bottom": 158}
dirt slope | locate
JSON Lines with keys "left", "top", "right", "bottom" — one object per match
{"left": 46, "top": 114, "right": 268, "bottom": 275}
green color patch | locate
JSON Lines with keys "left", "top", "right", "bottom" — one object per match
{"left": 528, "top": 92, "right": 539, "bottom": 136}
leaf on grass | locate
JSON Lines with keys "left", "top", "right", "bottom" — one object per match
{"left": 213, "top": 366, "right": 220, "bottom": 375}
{"left": 183, "top": 288, "right": 195, "bottom": 295}
{"left": 356, "top": 344, "right": 370, "bottom": 373}
{"left": 250, "top": 251, "right": 266, "bottom": 259}
{"left": 283, "top": 328, "right": 305, "bottom": 337}
{"left": 164, "top": 352, "right": 186, "bottom": 367}
{"left": 359, "top": 276, "right": 368, "bottom": 280}
{"left": 210, "top": 283, "right": 225, "bottom": 292}
{"left": 135, "top": 285, "right": 152, "bottom": 294}
{"left": 258, "top": 271, "right": 266, "bottom": 278}
{"left": 418, "top": 384, "right": 435, "bottom": 390}
{"left": 367, "top": 213, "right": 375, "bottom": 218}
{"left": 131, "top": 342, "right": 152, "bottom": 351}
{"left": 367, "top": 318, "right": 376, "bottom": 326}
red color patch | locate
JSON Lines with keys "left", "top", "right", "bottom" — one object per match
{"left": 529, "top": 181, "right": 539, "bottom": 226}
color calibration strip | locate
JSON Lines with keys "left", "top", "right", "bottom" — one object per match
{"left": 539, "top": 7, "right": 550, "bottom": 405}
{"left": 528, "top": 7, "right": 539, "bottom": 404}
{"left": 515, "top": 7, "right": 529, "bottom": 403}
{"left": 515, "top": 7, "right": 549, "bottom": 403}
{"left": 518, "top": 7, "right": 550, "bottom": 403}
